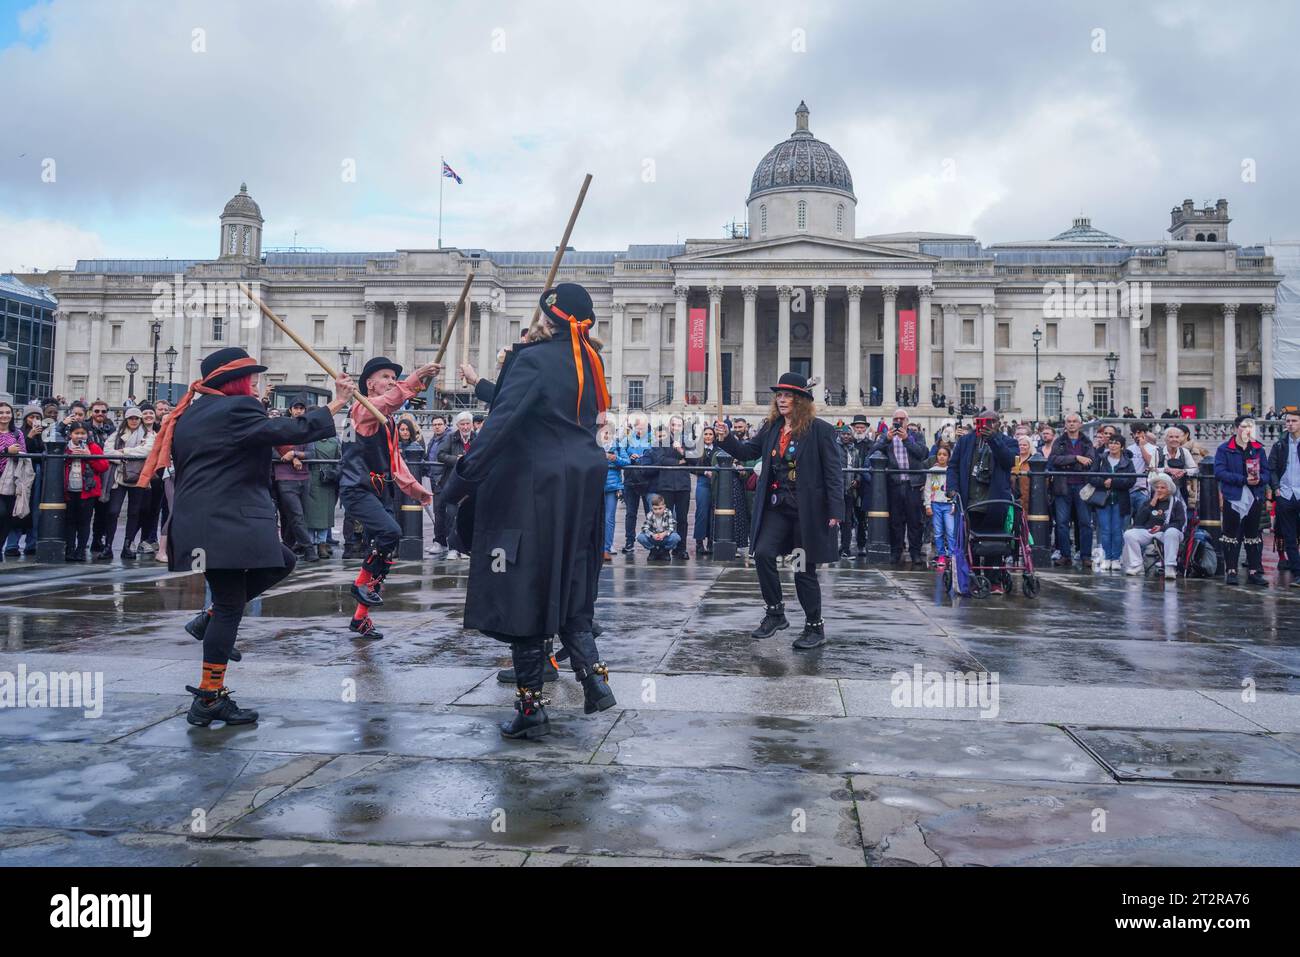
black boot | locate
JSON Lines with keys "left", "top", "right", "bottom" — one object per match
{"left": 496, "top": 639, "right": 560, "bottom": 683}
{"left": 185, "top": 608, "right": 240, "bottom": 661}
{"left": 500, "top": 641, "right": 550, "bottom": 740}
{"left": 349, "top": 615, "right": 384, "bottom": 639}
{"left": 751, "top": 603, "right": 789, "bottom": 639}
{"left": 350, "top": 581, "right": 383, "bottom": 606}
{"left": 184, "top": 686, "right": 258, "bottom": 726}
{"left": 792, "top": 619, "right": 827, "bottom": 650}
{"left": 563, "top": 630, "right": 616, "bottom": 714}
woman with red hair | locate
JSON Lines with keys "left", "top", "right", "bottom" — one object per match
{"left": 138, "top": 347, "right": 354, "bottom": 727}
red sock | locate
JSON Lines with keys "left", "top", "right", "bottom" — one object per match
{"left": 352, "top": 603, "right": 368, "bottom": 621}
{"left": 354, "top": 568, "right": 374, "bottom": 587}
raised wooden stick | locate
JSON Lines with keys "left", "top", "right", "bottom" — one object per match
{"left": 237, "top": 282, "right": 386, "bottom": 423}
{"left": 530, "top": 173, "right": 594, "bottom": 327}
{"left": 435, "top": 267, "right": 476, "bottom": 365}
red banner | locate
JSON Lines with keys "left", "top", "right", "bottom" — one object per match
{"left": 687, "top": 307, "right": 707, "bottom": 373}
{"left": 1180, "top": 404, "right": 1197, "bottom": 419}
{"left": 898, "top": 308, "right": 917, "bottom": 376}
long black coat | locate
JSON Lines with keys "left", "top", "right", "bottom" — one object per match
{"left": 717, "top": 416, "right": 845, "bottom": 565}
{"left": 444, "top": 334, "right": 606, "bottom": 641}
{"left": 169, "top": 395, "right": 336, "bottom": 572}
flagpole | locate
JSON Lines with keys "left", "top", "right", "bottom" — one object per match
{"left": 438, "top": 155, "right": 444, "bottom": 249}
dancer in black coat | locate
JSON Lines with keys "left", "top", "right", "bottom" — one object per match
{"left": 442, "top": 283, "right": 616, "bottom": 739}
{"left": 139, "top": 347, "right": 353, "bottom": 727}
{"left": 714, "top": 372, "right": 844, "bottom": 649}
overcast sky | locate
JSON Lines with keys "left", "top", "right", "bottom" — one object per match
{"left": 3, "top": 0, "right": 1298, "bottom": 271}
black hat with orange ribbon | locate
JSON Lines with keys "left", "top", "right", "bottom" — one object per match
{"left": 539, "top": 283, "right": 609, "bottom": 418}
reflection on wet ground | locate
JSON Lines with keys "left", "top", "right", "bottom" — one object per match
{"left": 1, "top": 553, "right": 1298, "bottom": 866}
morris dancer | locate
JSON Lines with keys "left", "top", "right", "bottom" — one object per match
{"left": 137, "top": 346, "right": 353, "bottom": 726}
{"left": 339, "top": 355, "right": 441, "bottom": 638}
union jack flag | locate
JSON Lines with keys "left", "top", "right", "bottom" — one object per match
{"left": 441, "top": 160, "right": 463, "bottom": 184}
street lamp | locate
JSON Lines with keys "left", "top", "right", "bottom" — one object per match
{"left": 1053, "top": 371, "right": 1065, "bottom": 422}
{"left": 1032, "top": 326, "right": 1043, "bottom": 425}
{"left": 1105, "top": 351, "right": 1119, "bottom": 417}
{"left": 164, "top": 346, "right": 177, "bottom": 402}
{"left": 337, "top": 345, "right": 352, "bottom": 375}
{"left": 149, "top": 320, "right": 162, "bottom": 404}
{"left": 125, "top": 356, "right": 139, "bottom": 403}
{"left": 1076, "top": 388, "right": 1085, "bottom": 415}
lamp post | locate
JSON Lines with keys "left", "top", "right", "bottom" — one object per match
{"left": 1032, "top": 326, "right": 1043, "bottom": 425}
{"left": 1053, "top": 370, "right": 1065, "bottom": 423}
{"left": 125, "top": 356, "right": 138, "bottom": 403}
{"left": 1105, "top": 351, "right": 1119, "bottom": 417}
{"left": 337, "top": 345, "right": 352, "bottom": 375}
{"left": 1077, "top": 388, "right": 1086, "bottom": 415}
{"left": 164, "top": 346, "right": 177, "bottom": 403}
{"left": 149, "top": 320, "right": 162, "bottom": 404}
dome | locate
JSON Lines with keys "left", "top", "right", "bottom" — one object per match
{"left": 748, "top": 102, "right": 855, "bottom": 204}
{"left": 221, "top": 182, "right": 263, "bottom": 221}
{"left": 1050, "top": 216, "right": 1124, "bottom": 245}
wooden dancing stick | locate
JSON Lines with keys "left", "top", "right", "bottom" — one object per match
{"left": 237, "top": 282, "right": 386, "bottom": 423}
{"left": 529, "top": 173, "right": 594, "bottom": 327}
{"left": 435, "top": 267, "right": 476, "bottom": 365}
{"left": 713, "top": 296, "right": 723, "bottom": 420}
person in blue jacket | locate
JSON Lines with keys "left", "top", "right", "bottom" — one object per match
{"left": 599, "top": 424, "right": 630, "bottom": 560}
{"left": 1214, "top": 414, "right": 1272, "bottom": 586}
{"left": 946, "top": 412, "right": 1019, "bottom": 533}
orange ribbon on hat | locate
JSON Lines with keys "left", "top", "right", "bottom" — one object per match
{"left": 546, "top": 302, "right": 611, "bottom": 421}
{"left": 135, "top": 356, "right": 261, "bottom": 487}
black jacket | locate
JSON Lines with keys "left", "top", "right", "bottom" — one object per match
{"left": 1091, "top": 450, "right": 1137, "bottom": 515}
{"left": 169, "top": 395, "right": 336, "bottom": 571}
{"left": 1132, "top": 494, "right": 1187, "bottom": 534}
{"left": 1048, "top": 432, "right": 1098, "bottom": 497}
{"left": 869, "top": 430, "right": 929, "bottom": 488}
{"left": 1268, "top": 432, "right": 1300, "bottom": 495}
{"left": 716, "top": 416, "right": 845, "bottom": 565}
{"left": 648, "top": 439, "right": 691, "bottom": 492}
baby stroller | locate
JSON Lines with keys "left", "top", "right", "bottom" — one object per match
{"left": 943, "top": 496, "right": 1041, "bottom": 599}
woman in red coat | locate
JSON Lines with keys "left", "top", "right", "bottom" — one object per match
{"left": 62, "top": 421, "right": 110, "bottom": 561}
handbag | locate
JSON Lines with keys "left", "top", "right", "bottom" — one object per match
{"left": 1078, "top": 482, "right": 1097, "bottom": 503}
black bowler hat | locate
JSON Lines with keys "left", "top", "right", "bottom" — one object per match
{"left": 851, "top": 414, "right": 869, "bottom": 425}
{"left": 539, "top": 282, "right": 595, "bottom": 324}
{"left": 358, "top": 356, "right": 403, "bottom": 396}
{"left": 289, "top": 393, "right": 310, "bottom": 410}
{"left": 200, "top": 347, "right": 267, "bottom": 388}
{"left": 770, "top": 372, "right": 815, "bottom": 400}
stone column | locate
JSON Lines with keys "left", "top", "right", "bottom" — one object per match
{"left": 707, "top": 285, "right": 723, "bottom": 405}
{"left": 776, "top": 285, "right": 793, "bottom": 377}
{"left": 673, "top": 284, "right": 688, "bottom": 404}
{"left": 52, "top": 310, "right": 69, "bottom": 398}
{"left": 443, "top": 304, "right": 459, "bottom": 391}
{"left": 1127, "top": 302, "right": 1142, "bottom": 413}
{"left": 477, "top": 299, "right": 493, "bottom": 379}
{"left": 611, "top": 302, "right": 626, "bottom": 407}
{"left": 87, "top": 311, "right": 103, "bottom": 401}
{"left": 647, "top": 302, "right": 663, "bottom": 402}
{"left": 942, "top": 303, "right": 958, "bottom": 403}
{"left": 364, "top": 301, "right": 381, "bottom": 365}
{"left": 811, "top": 284, "right": 828, "bottom": 388}
{"left": 741, "top": 285, "right": 758, "bottom": 406}
{"left": 981, "top": 303, "right": 996, "bottom": 410}
{"left": 1164, "top": 302, "right": 1180, "bottom": 412}
{"left": 845, "top": 285, "right": 863, "bottom": 406}
{"left": 1261, "top": 303, "right": 1276, "bottom": 413}
{"left": 917, "top": 284, "right": 933, "bottom": 402}
{"left": 882, "top": 285, "right": 898, "bottom": 405}
{"left": 394, "top": 300, "right": 410, "bottom": 372}
{"left": 1222, "top": 302, "right": 1238, "bottom": 417}
{"left": 188, "top": 307, "right": 203, "bottom": 382}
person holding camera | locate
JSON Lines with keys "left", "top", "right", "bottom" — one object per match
{"left": 870, "top": 408, "right": 929, "bottom": 565}
{"left": 947, "top": 412, "right": 1019, "bottom": 534}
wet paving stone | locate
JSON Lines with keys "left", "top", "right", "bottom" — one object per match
{"left": 0, "top": 692, "right": 185, "bottom": 744}
{"left": 851, "top": 774, "right": 1300, "bottom": 866}
{"left": 1065, "top": 727, "right": 1300, "bottom": 786}
{"left": 225, "top": 756, "right": 865, "bottom": 865}
{"left": 597, "top": 710, "right": 1110, "bottom": 783}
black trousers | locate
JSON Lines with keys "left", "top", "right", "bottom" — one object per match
{"left": 340, "top": 485, "right": 401, "bottom": 556}
{"left": 656, "top": 489, "right": 690, "bottom": 552}
{"left": 0, "top": 494, "right": 14, "bottom": 556}
{"left": 1222, "top": 496, "right": 1264, "bottom": 574}
{"left": 623, "top": 486, "right": 649, "bottom": 547}
{"left": 139, "top": 478, "right": 165, "bottom": 544}
{"left": 887, "top": 480, "right": 924, "bottom": 560}
{"left": 275, "top": 479, "right": 311, "bottom": 550}
{"left": 1274, "top": 495, "right": 1300, "bottom": 572}
{"left": 203, "top": 545, "right": 297, "bottom": 665}
{"left": 840, "top": 493, "right": 866, "bottom": 552}
{"left": 431, "top": 490, "right": 448, "bottom": 546}
{"left": 66, "top": 496, "right": 95, "bottom": 557}
{"left": 90, "top": 496, "right": 112, "bottom": 550}
{"left": 105, "top": 485, "right": 147, "bottom": 551}
{"left": 753, "top": 502, "right": 821, "bottom": 622}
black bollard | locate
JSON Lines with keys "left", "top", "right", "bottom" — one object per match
{"left": 866, "top": 450, "right": 891, "bottom": 563}
{"left": 711, "top": 452, "right": 736, "bottom": 560}
{"left": 35, "top": 443, "right": 68, "bottom": 563}
{"left": 398, "top": 492, "right": 424, "bottom": 561}
{"left": 1197, "top": 460, "right": 1221, "bottom": 560}
{"left": 1027, "top": 453, "right": 1050, "bottom": 567}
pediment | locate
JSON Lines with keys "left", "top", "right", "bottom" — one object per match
{"left": 673, "top": 235, "right": 938, "bottom": 264}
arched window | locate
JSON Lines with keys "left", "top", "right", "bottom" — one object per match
{"left": 1207, "top": 232, "right": 1217, "bottom": 242}
{"left": 760, "top": 204, "right": 767, "bottom": 235}
{"left": 1195, "top": 233, "right": 1205, "bottom": 242}
{"left": 836, "top": 203, "right": 844, "bottom": 234}
{"left": 797, "top": 200, "right": 807, "bottom": 231}
{"left": 241, "top": 226, "right": 250, "bottom": 256}
{"left": 227, "top": 227, "right": 237, "bottom": 254}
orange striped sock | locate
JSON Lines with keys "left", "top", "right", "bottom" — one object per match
{"left": 199, "top": 662, "right": 226, "bottom": 692}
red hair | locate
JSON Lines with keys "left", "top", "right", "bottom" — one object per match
{"left": 217, "top": 373, "right": 254, "bottom": 397}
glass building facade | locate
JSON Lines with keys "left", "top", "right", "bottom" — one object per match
{"left": 0, "top": 275, "right": 57, "bottom": 404}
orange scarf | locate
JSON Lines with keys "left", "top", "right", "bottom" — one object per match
{"left": 136, "top": 357, "right": 262, "bottom": 486}
{"left": 548, "top": 304, "right": 611, "bottom": 421}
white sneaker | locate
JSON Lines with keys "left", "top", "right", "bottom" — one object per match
{"left": 1164, "top": 567, "right": 1177, "bottom": 580}
{"left": 1125, "top": 567, "right": 1142, "bottom": 576}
